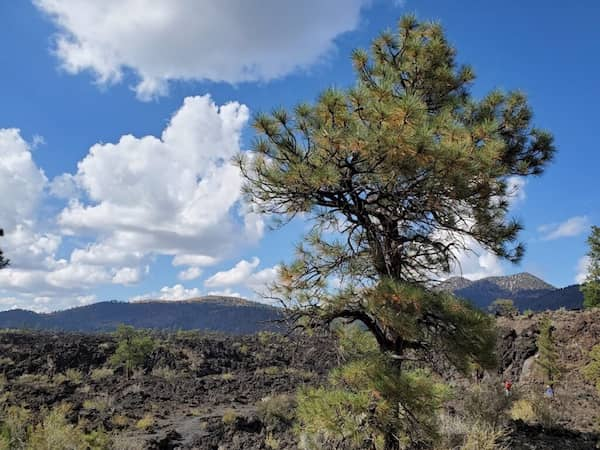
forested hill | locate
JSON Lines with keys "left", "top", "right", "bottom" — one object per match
{"left": 0, "top": 296, "right": 282, "bottom": 333}
{"left": 437, "top": 272, "right": 584, "bottom": 311}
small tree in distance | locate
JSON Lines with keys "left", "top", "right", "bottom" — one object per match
{"left": 238, "top": 14, "right": 555, "bottom": 448}
{"left": 535, "top": 317, "right": 560, "bottom": 384}
{"left": 110, "top": 325, "right": 155, "bottom": 379}
{"left": 489, "top": 299, "right": 518, "bottom": 317}
{"left": 581, "top": 226, "right": 600, "bottom": 308}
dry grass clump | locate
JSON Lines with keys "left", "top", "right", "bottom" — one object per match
{"left": 135, "top": 414, "right": 154, "bottom": 430}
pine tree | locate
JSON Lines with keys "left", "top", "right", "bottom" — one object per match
{"left": 238, "top": 15, "right": 554, "bottom": 449}
{"left": 581, "top": 226, "right": 600, "bottom": 308}
{"left": 535, "top": 317, "right": 560, "bottom": 383}
{"left": 0, "top": 229, "right": 9, "bottom": 270}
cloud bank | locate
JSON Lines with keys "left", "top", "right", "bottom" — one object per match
{"left": 34, "top": 0, "right": 370, "bottom": 99}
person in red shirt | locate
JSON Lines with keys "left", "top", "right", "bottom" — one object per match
{"left": 503, "top": 379, "right": 513, "bottom": 397}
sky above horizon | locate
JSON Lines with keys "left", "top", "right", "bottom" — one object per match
{"left": 0, "top": 0, "right": 598, "bottom": 312}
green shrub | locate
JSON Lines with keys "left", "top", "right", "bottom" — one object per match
{"left": 25, "top": 404, "right": 87, "bottom": 450}
{"left": 258, "top": 394, "right": 296, "bottom": 427}
{"left": 55, "top": 369, "right": 83, "bottom": 385}
{"left": 135, "top": 414, "right": 154, "bottom": 430}
{"left": 463, "top": 378, "right": 513, "bottom": 428}
{"left": 15, "top": 374, "right": 49, "bottom": 387}
{"left": 90, "top": 367, "right": 113, "bottom": 382}
{"left": 0, "top": 406, "right": 30, "bottom": 450}
{"left": 151, "top": 367, "right": 178, "bottom": 382}
{"left": 461, "top": 422, "right": 508, "bottom": 450}
{"left": 510, "top": 399, "right": 535, "bottom": 422}
{"left": 222, "top": 409, "right": 237, "bottom": 425}
{"left": 583, "top": 344, "right": 600, "bottom": 393}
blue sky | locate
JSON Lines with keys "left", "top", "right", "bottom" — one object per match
{"left": 0, "top": 0, "right": 598, "bottom": 311}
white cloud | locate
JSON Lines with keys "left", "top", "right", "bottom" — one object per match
{"left": 58, "top": 96, "right": 260, "bottom": 261}
{"left": 575, "top": 256, "right": 590, "bottom": 284}
{"left": 246, "top": 265, "right": 280, "bottom": 293}
{"left": 0, "top": 129, "right": 47, "bottom": 231}
{"left": 172, "top": 254, "right": 218, "bottom": 267}
{"left": 204, "top": 257, "right": 260, "bottom": 288}
{"left": 206, "top": 288, "right": 242, "bottom": 298}
{"left": 112, "top": 267, "right": 141, "bottom": 285}
{"left": 539, "top": 216, "right": 590, "bottom": 241}
{"left": 0, "top": 96, "right": 265, "bottom": 310}
{"left": 131, "top": 284, "right": 202, "bottom": 302}
{"left": 448, "top": 236, "right": 504, "bottom": 281}
{"left": 506, "top": 176, "right": 526, "bottom": 204}
{"left": 178, "top": 266, "right": 202, "bottom": 281}
{"left": 34, "top": 0, "right": 370, "bottom": 99}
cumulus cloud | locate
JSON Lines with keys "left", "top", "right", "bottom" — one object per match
{"left": 131, "top": 284, "right": 202, "bottom": 302}
{"left": 34, "top": 0, "right": 370, "bottom": 99}
{"left": 204, "top": 257, "right": 260, "bottom": 288}
{"left": 539, "top": 216, "right": 590, "bottom": 241}
{"left": 575, "top": 256, "right": 590, "bottom": 284}
{"left": 0, "top": 96, "right": 265, "bottom": 310}
{"left": 178, "top": 266, "right": 202, "bottom": 281}
{"left": 0, "top": 129, "right": 47, "bottom": 230}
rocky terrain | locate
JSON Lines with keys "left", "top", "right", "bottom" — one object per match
{"left": 0, "top": 308, "right": 598, "bottom": 449}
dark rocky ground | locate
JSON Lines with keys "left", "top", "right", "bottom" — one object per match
{"left": 0, "top": 309, "right": 599, "bottom": 449}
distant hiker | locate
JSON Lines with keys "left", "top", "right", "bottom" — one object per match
{"left": 475, "top": 367, "right": 484, "bottom": 384}
{"left": 544, "top": 384, "right": 554, "bottom": 399}
{"left": 503, "top": 379, "right": 513, "bottom": 397}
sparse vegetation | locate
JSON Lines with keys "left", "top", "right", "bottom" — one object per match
{"left": 90, "top": 367, "right": 114, "bottom": 382}
{"left": 135, "top": 414, "right": 154, "bottom": 430}
{"left": 222, "top": 409, "right": 237, "bottom": 425}
{"left": 582, "top": 226, "right": 600, "bottom": 308}
{"left": 583, "top": 344, "right": 600, "bottom": 393}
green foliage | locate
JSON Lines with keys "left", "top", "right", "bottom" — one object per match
{"left": 110, "top": 325, "right": 155, "bottom": 378}
{"left": 0, "top": 406, "right": 30, "bottom": 450}
{"left": 488, "top": 299, "right": 518, "bottom": 317}
{"left": 238, "top": 14, "right": 553, "bottom": 448}
{"left": 296, "top": 328, "right": 451, "bottom": 449}
{"left": 25, "top": 403, "right": 110, "bottom": 450}
{"left": 463, "top": 378, "right": 513, "bottom": 428}
{"left": 222, "top": 409, "right": 237, "bottom": 425}
{"left": 583, "top": 344, "right": 600, "bottom": 393}
{"left": 258, "top": 394, "right": 297, "bottom": 428}
{"left": 135, "top": 414, "right": 154, "bottom": 430}
{"left": 582, "top": 226, "right": 600, "bottom": 308}
{"left": 535, "top": 317, "right": 560, "bottom": 383}
{"left": 522, "top": 309, "right": 534, "bottom": 318}
{"left": 460, "top": 422, "right": 508, "bottom": 450}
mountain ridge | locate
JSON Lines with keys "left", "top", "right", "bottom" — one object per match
{"left": 0, "top": 296, "right": 282, "bottom": 333}
{"left": 437, "top": 272, "right": 582, "bottom": 311}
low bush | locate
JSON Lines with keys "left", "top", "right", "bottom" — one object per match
{"left": 258, "top": 394, "right": 296, "bottom": 428}
{"left": 90, "top": 367, "right": 114, "bottom": 382}
{"left": 135, "top": 414, "right": 154, "bottom": 430}
{"left": 222, "top": 409, "right": 237, "bottom": 425}
{"left": 463, "top": 378, "right": 514, "bottom": 427}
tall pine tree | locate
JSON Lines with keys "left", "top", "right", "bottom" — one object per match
{"left": 581, "top": 226, "right": 600, "bottom": 308}
{"left": 535, "top": 317, "right": 560, "bottom": 383}
{"left": 238, "top": 15, "right": 555, "bottom": 449}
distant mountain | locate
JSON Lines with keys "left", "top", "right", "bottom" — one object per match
{"left": 437, "top": 272, "right": 583, "bottom": 311}
{"left": 0, "top": 296, "right": 283, "bottom": 333}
